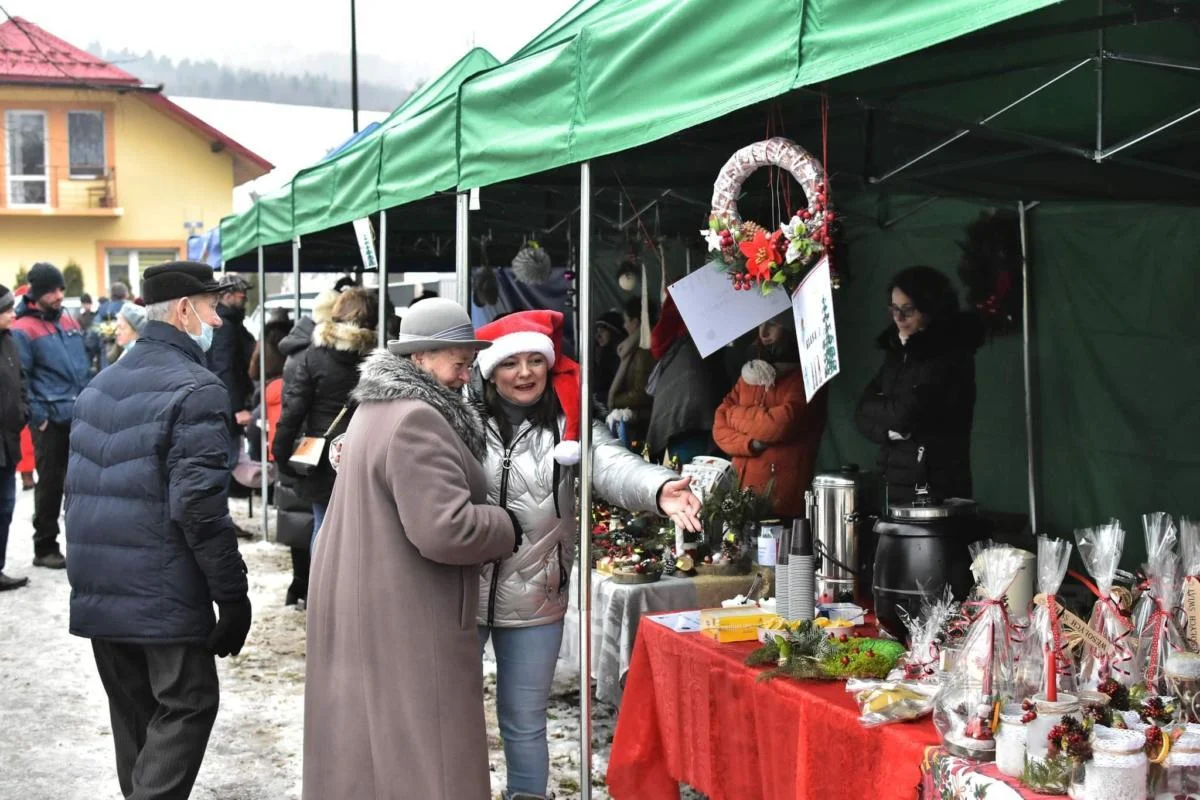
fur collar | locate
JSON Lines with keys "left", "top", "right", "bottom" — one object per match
{"left": 313, "top": 320, "right": 376, "bottom": 354}
{"left": 353, "top": 350, "right": 487, "bottom": 460}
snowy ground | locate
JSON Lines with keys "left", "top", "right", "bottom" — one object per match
{"left": 0, "top": 488, "right": 698, "bottom": 799}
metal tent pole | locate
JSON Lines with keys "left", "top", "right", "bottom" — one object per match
{"left": 1018, "top": 202, "right": 1037, "bottom": 534}
{"left": 258, "top": 244, "right": 269, "bottom": 540}
{"left": 292, "top": 236, "right": 301, "bottom": 322}
{"left": 455, "top": 193, "right": 470, "bottom": 308}
{"left": 379, "top": 211, "right": 388, "bottom": 348}
{"left": 577, "top": 160, "right": 594, "bottom": 800}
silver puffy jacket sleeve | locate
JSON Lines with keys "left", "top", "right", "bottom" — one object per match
{"left": 589, "top": 419, "right": 675, "bottom": 513}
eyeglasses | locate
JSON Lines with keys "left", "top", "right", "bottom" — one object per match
{"left": 888, "top": 304, "right": 918, "bottom": 320}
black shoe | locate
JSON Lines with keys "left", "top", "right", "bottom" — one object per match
{"left": 33, "top": 552, "right": 66, "bottom": 569}
{"left": 0, "top": 573, "right": 29, "bottom": 591}
{"left": 233, "top": 523, "right": 255, "bottom": 540}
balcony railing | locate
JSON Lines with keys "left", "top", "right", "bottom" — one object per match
{"left": 5, "top": 166, "right": 118, "bottom": 212}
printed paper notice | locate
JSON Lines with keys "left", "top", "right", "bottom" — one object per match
{"left": 669, "top": 262, "right": 791, "bottom": 358}
{"left": 792, "top": 256, "right": 840, "bottom": 401}
{"left": 352, "top": 217, "right": 378, "bottom": 270}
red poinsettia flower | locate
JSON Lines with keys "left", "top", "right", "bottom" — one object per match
{"left": 738, "top": 229, "right": 778, "bottom": 282}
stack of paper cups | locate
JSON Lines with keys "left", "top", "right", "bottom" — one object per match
{"left": 776, "top": 538, "right": 791, "bottom": 621}
{"left": 789, "top": 519, "right": 815, "bottom": 621}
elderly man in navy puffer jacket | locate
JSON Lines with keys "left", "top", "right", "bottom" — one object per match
{"left": 65, "top": 260, "right": 251, "bottom": 800}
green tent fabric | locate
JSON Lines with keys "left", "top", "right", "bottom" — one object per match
{"left": 820, "top": 196, "right": 1200, "bottom": 568}
{"left": 457, "top": 0, "right": 1059, "bottom": 189}
{"left": 218, "top": 47, "right": 501, "bottom": 260}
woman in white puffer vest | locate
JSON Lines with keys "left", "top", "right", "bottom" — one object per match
{"left": 473, "top": 310, "right": 702, "bottom": 800}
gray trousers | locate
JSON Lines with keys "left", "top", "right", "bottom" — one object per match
{"left": 91, "top": 640, "right": 219, "bottom": 800}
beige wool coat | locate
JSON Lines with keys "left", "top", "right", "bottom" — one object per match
{"left": 303, "top": 350, "right": 517, "bottom": 800}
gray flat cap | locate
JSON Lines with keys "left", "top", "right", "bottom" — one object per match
{"left": 388, "top": 298, "right": 490, "bottom": 356}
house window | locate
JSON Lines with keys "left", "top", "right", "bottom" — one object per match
{"left": 68, "top": 111, "right": 106, "bottom": 178}
{"left": 5, "top": 110, "right": 48, "bottom": 206}
{"left": 106, "top": 249, "right": 179, "bottom": 298}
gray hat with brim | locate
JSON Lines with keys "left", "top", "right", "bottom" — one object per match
{"left": 387, "top": 298, "right": 490, "bottom": 356}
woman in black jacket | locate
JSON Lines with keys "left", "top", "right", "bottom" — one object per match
{"left": 273, "top": 288, "right": 377, "bottom": 549}
{"left": 855, "top": 266, "right": 984, "bottom": 505}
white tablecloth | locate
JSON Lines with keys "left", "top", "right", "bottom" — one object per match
{"left": 559, "top": 568, "right": 764, "bottom": 705}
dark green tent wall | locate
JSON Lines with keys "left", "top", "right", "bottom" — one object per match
{"left": 819, "top": 196, "right": 1200, "bottom": 568}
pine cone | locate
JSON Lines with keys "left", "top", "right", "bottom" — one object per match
{"left": 740, "top": 220, "right": 768, "bottom": 240}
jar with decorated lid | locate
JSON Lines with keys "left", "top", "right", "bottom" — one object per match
{"left": 1166, "top": 652, "right": 1200, "bottom": 723}
{"left": 1158, "top": 726, "right": 1200, "bottom": 799}
{"left": 1023, "top": 693, "right": 1083, "bottom": 794}
{"left": 995, "top": 704, "right": 1028, "bottom": 778}
{"left": 1078, "top": 726, "right": 1147, "bottom": 800}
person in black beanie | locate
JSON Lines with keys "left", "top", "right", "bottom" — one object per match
{"left": 10, "top": 262, "right": 90, "bottom": 569}
{"left": 65, "top": 260, "right": 251, "bottom": 800}
{"left": 0, "top": 284, "right": 30, "bottom": 590}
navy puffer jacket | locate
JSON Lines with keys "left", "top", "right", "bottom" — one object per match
{"left": 66, "top": 321, "right": 248, "bottom": 643}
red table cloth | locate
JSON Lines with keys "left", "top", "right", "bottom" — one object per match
{"left": 607, "top": 620, "right": 941, "bottom": 800}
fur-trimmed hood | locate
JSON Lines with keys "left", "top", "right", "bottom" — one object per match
{"left": 353, "top": 350, "right": 487, "bottom": 461}
{"left": 313, "top": 320, "right": 376, "bottom": 354}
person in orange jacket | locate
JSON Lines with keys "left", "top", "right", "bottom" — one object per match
{"left": 712, "top": 314, "right": 828, "bottom": 518}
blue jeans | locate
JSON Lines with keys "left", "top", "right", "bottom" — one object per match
{"left": 0, "top": 461, "right": 15, "bottom": 573}
{"left": 478, "top": 620, "right": 565, "bottom": 796}
{"left": 311, "top": 502, "right": 327, "bottom": 552}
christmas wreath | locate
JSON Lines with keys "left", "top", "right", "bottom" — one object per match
{"left": 702, "top": 137, "right": 833, "bottom": 295}
{"left": 957, "top": 210, "right": 1022, "bottom": 334}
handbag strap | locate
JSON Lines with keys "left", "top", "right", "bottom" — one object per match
{"left": 322, "top": 406, "right": 349, "bottom": 438}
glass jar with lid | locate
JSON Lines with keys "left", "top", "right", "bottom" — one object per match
{"left": 1160, "top": 726, "right": 1200, "bottom": 799}
{"left": 1023, "top": 692, "right": 1082, "bottom": 794}
{"left": 1079, "top": 726, "right": 1146, "bottom": 800}
{"left": 995, "top": 704, "right": 1027, "bottom": 778}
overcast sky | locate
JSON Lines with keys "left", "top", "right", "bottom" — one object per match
{"left": 4, "top": 0, "right": 578, "bottom": 86}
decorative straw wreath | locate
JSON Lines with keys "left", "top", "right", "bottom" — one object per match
{"left": 702, "top": 137, "right": 833, "bottom": 295}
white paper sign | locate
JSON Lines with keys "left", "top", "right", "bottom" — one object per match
{"left": 351, "top": 217, "right": 378, "bottom": 270}
{"left": 669, "top": 262, "right": 791, "bottom": 358}
{"left": 792, "top": 257, "right": 840, "bottom": 401}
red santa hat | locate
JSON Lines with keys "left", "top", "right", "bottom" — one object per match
{"left": 475, "top": 310, "right": 581, "bottom": 466}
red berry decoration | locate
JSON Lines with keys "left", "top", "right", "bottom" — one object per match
{"left": 839, "top": 633, "right": 849, "bottom": 643}
{"left": 840, "top": 656, "right": 850, "bottom": 667}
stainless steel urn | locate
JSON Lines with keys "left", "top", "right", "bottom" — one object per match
{"left": 807, "top": 466, "right": 882, "bottom": 606}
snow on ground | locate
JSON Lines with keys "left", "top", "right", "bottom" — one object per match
{"left": 0, "top": 489, "right": 702, "bottom": 799}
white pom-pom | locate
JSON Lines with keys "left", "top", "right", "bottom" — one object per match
{"left": 553, "top": 440, "right": 581, "bottom": 466}
{"left": 741, "top": 359, "right": 777, "bottom": 387}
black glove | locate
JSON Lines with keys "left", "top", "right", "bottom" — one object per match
{"left": 207, "top": 596, "right": 252, "bottom": 657}
{"left": 504, "top": 509, "right": 524, "bottom": 553}
{"left": 275, "top": 460, "right": 300, "bottom": 480}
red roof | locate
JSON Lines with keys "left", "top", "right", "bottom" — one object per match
{"left": 0, "top": 17, "right": 272, "bottom": 183}
{"left": 0, "top": 17, "right": 141, "bottom": 86}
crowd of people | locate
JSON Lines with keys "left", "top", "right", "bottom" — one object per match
{"left": 0, "top": 256, "right": 983, "bottom": 799}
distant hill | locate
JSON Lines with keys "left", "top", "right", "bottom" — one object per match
{"left": 87, "top": 44, "right": 415, "bottom": 112}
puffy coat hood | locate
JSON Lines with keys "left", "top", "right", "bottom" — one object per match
{"left": 312, "top": 320, "right": 375, "bottom": 354}
{"left": 354, "top": 350, "right": 487, "bottom": 462}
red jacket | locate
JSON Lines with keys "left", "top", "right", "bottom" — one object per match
{"left": 264, "top": 377, "right": 283, "bottom": 462}
{"left": 712, "top": 362, "right": 827, "bottom": 518}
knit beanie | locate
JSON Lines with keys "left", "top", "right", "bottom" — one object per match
{"left": 27, "top": 262, "right": 65, "bottom": 302}
{"left": 119, "top": 302, "right": 148, "bottom": 335}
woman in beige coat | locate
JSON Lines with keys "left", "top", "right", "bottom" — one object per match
{"left": 303, "top": 299, "right": 520, "bottom": 800}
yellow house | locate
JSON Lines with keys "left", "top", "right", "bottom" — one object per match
{"left": 0, "top": 17, "right": 271, "bottom": 295}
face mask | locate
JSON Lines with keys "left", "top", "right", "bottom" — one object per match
{"left": 185, "top": 300, "right": 214, "bottom": 352}
{"left": 122, "top": 340, "right": 136, "bottom": 354}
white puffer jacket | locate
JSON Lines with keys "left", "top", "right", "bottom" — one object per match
{"left": 477, "top": 414, "right": 675, "bottom": 628}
